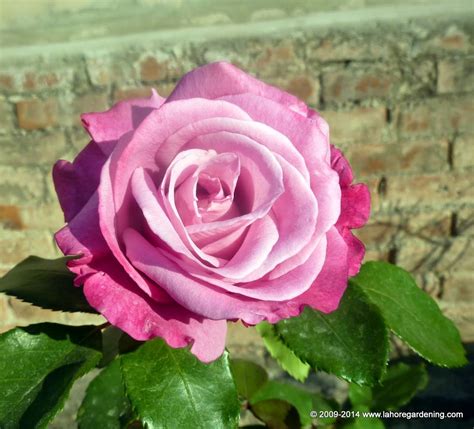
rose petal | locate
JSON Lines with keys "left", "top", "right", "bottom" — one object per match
{"left": 81, "top": 89, "right": 164, "bottom": 143}
{"left": 82, "top": 258, "right": 227, "bottom": 362}
{"left": 339, "top": 184, "right": 371, "bottom": 229}
{"left": 98, "top": 99, "right": 251, "bottom": 296}
{"left": 124, "top": 228, "right": 327, "bottom": 309}
{"left": 168, "top": 61, "right": 309, "bottom": 116}
{"left": 292, "top": 226, "right": 350, "bottom": 314}
{"left": 220, "top": 93, "right": 340, "bottom": 239}
{"left": 53, "top": 141, "right": 113, "bottom": 222}
{"left": 157, "top": 116, "right": 309, "bottom": 184}
{"left": 339, "top": 227, "right": 366, "bottom": 277}
{"left": 235, "top": 154, "right": 318, "bottom": 282}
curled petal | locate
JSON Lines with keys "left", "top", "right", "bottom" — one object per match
{"left": 81, "top": 89, "right": 164, "bottom": 143}
{"left": 168, "top": 61, "right": 309, "bottom": 116}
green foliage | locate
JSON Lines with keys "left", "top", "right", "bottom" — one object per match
{"left": 0, "top": 256, "right": 96, "bottom": 313}
{"left": 351, "top": 262, "right": 467, "bottom": 367}
{"left": 276, "top": 284, "right": 389, "bottom": 386}
{"left": 0, "top": 324, "right": 102, "bottom": 428}
{"left": 230, "top": 359, "right": 268, "bottom": 399}
{"left": 256, "top": 322, "right": 310, "bottom": 382}
{"left": 77, "top": 359, "right": 132, "bottom": 429}
{"left": 349, "top": 363, "right": 428, "bottom": 412}
{"left": 251, "top": 381, "right": 318, "bottom": 426}
{"left": 120, "top": 338, "right": 240, "bottom": 429}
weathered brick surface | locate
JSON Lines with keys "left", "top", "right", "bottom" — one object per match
{"left": 0, "top": 13, "right": 473, "bottom": 339}
{"left": 453, "top": 134, "right": 474, "bottom": 169}
{"left": 437, "top": 57, "right": 474, "bottom": 94}
{"left": 322, "top": 66, "right": 400, "bottom": 103}
{"left": 0, "top": 98, "right": 13, "bottom": 133}
{"left": 321, "top": 106, "right": 387, "bottom": 144}
{"left": 398, "top": 95, "right": 474, "bottom": 137}
{"left": 0, "top": 131, "right": 69, "bottom": 166}
{"left": 384, "top": 172, "right": 473, "bottom": 208}
{"left": 343, "top": 139, "right": 449, "bottom": 177}
{"left": 0, "top": 166, "right": 46, "bottom": 205}
{"left": 16, "top": 98, "right": 60, "bottom": 130}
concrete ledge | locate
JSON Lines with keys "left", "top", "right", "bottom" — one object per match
{"left": 1, "top": 0, "right": 473, "bottom": 59}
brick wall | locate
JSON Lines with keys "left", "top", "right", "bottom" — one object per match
{"left": 0, "top": 7, "right": 473, "bottom": 339}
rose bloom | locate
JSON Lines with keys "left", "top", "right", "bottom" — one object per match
{"left": 53, "top": 62, "right": 370, "bottom": 362}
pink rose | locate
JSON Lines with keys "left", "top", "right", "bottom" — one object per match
{"left": 53, "top": 62, "right": 370, "bottom": 362}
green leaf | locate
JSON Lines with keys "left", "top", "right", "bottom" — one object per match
{"left": 77, "top": 358, "right": 132, "bottom": 429}
{"left": 121, "top": 339, "right": 240, "bottom": 429}
{"left": 0, "top": 323, "right": 102, "bottom": 428}
{"left": 341, "top": 416, "right": 385, "bottom": 429}
{"left": 256, "top": 322, "right": 310, "bottom": 382}
{"left": 250, "top": 399, "right": 297, "bottom": 429}
{"left": 0, "top": 255, "right": 96, "bottom": 313}
{"left": 276, "top": 284, "right": 389, "bottom": 386}
{"left": 351, "top": 261, "right": 467, "bottom": 367}
{"left": 251, "top": 381, "right": 313, "bottom": 426}
{"left": 348, "top": 384, "right": 372, "bottom": 408}
{"left": 230, "top": 359, "right": 268, "bottom": 399}
{"left": 312, "top": 395, "right": 340, "bottom": 426}
{"left": 371, "top": 363, "right": 428, "bottom": 411}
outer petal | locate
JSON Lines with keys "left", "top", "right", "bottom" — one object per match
{"left": 293, "top": 227, "right": 350, "bottom": 314}
{"left": 81, "top": 89, "right": 164, "bottom": 143}
{"left": 82, "top": 258, "right": 227, "bottom": 363}
{"left": 339, "top": 184, "right": 371, "bottom": 229}
{"left": 168, "top": 61, "right": 309, "bottom": 116}
{"left": 53, "top": 141, "right": 114, "bottom": 222}
{"left": 339, "top": 228, "right": 366, "bottom": 277}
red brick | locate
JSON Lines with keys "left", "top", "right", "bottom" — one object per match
{"left": 266, "top": 74, "right": 320, "bottom": 105}
{"left": 285, "top": 75, "right": 319, "bottom": 104}
{"left": 0, "top": 73, "right": 15, "bottom": 91}
{"left": 322, "top": 106, "right": 387, "bottom": 144}
{"left": 71, "top": 93, "right": 109, "bottom": 126}
{"left": 343, "top": 139, "right": 448, "bottom": 177}
{"left": 114, "top": 86, "right": 154, "bottom": 102}
{"left": 0, "top": 206, "right": 23, "bottom": 230}
{"left": 307, "top": 37, "right": 389, "bottom": 62}
{"left": 322, "top": 67, "right": 398, "bottom": 102}
{"left": 138, "top": 53, "right": 183, "bottom": 82}
{"left": 253, "top": 40, "right": 302, "bottom": 78}
{"left": 453, "top": 134, "right": 474, "bottom": 170}
{"left": 398, "top": 96, "right": 474, "bottom": 137}
{"left": 385, "top": 172, "right": 473, "bottom": 208}
{"left": 437, "top": 57, "right": 474, "bottom": 94}
{"left": 140, "top": 56, "right": 167, "bottom": 81}
{"left": 16, "top": 98, "right": 59, "bottom": 130}
{"left": 429, "top": 26, "right": 471, "bottom": 53}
